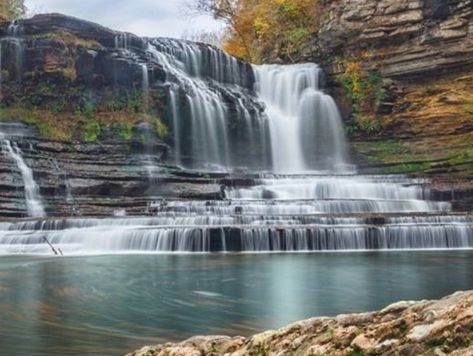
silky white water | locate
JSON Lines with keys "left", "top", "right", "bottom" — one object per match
{"left": 145, "top": 42, "right": 349, "bottom": 173}
{"left": 254, "top": 64, "right": 348, "bottom": 173}
{"left": 1, "top": 137, "right": 45, "bottom": 217}
{"left": 148, "top": 40, "right": 233, "bottom": 169}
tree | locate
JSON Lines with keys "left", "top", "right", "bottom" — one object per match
{"left": 185, "top": 0, "right": 320, "bottom": 63}
{"left": 0, "top": 0, "right": 26, "bottom": 20}
{"left": 184, "top": 0, "right": 255, "bottom": 61}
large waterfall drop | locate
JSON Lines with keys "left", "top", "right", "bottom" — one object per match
{"left": 254, "top": 64, "right": 348, "bottom": 173}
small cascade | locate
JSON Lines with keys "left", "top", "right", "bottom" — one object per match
{"left": 139, "top": 64, "right": 160, "bottom": 177}
{"left": 0, "top": 207, "right": 471, "bottom": 254}
{"left": 4, "top": 20, "right": 24, "bottom": 83}
{"left": 0, "top": 170, "right": 469, "bottom": 254}
{"left": 7, "top": 20, "right": 22, "bottom": 37}
{"left": 141, "top": 64, "right": 150, "bottom": 110}
{"left": 50, "top": 158, "right": 77, "bottom": 215}
{"left": 0, "top": 136, "right": 45, "bottom": 217}
{"left": 169, "top": 88, "right": 182, "bottom": 166}
{"left": 115, "top": 33, "right": 130, "bottom": 50}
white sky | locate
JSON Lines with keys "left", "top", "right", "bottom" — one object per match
{"left": 24, "top": 0, "right": 224, "bottom": 38}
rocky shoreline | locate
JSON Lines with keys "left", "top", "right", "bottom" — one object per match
{"left": 127, "top": 290, "right": 473, "bottom": 356}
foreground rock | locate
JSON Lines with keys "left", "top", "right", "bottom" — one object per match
{"left": 127, "top": 290, "right": 473, "bottom": 356}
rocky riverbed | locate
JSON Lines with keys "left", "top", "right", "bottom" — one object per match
{"left": 127, "top": 290, "right": 473, "bottom": 356}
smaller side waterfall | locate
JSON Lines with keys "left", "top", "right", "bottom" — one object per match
{"left": 1, "top": 137, "right": 45, "bottom": 217}
{"left": 115, "top": 33, "right": 130, "bottom": 50}
{"left": 7, "top": 20, "right": 21, "bottom": 37}
{"left": 141, "top": 64, "right": 150, "bottom": 110}
{"left": 4, "top": 20, "right": 24, "bottom": 83}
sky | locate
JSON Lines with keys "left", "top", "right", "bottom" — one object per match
{"left": 24, "top": 0, "right": 223, "bottom": 39}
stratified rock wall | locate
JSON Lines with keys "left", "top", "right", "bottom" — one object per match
{"left": 311, "top": 0, "right": 473, "bottom": 175}
{"left": 320, "top": 0, "right": 473, "bottom": 78}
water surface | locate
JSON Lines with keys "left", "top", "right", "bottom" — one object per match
{"left": 1, "top": 251, "right": 472, "bottom": 355}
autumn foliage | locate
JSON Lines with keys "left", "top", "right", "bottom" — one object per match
{"left": 0, "top": 0, "right": 25, "bottom": 20}
{"left": 192, "top": 0, "right": 320, "bottom": 63}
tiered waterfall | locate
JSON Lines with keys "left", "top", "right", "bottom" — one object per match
{"left": 0, "top": 30, "right": 472, "bottom": 254}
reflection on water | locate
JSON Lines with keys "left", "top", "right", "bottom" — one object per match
{"left": 1, "top": 252, "right": 473, "bottom": 355}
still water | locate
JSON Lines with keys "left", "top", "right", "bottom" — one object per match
{"left": 1, "top": 251, "right": 472, "bottom": 355}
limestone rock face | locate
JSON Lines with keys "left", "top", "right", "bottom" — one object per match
{"left": 319, "top": 0, "right": 473, "bottom": 79}
{"left": 127, "top": 290, "right": 473, "bottom": 356}
{"left": 0, "top": 120, "right": 226, "bottom": 218}
{"left": 307, "top": 0, "right": 473, "bottom": 176}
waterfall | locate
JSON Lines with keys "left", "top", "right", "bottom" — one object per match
{"left": 147, "top": 40, "right": 234, "bottom": 170}
{"left": 169, "top": 89, "right": 182, "bottom": 166}
{"left": 141, "top": 64, "right": 150, "bottom": 110}
{"left": 254, "top": 64, "right": 348, "bottom": 173}
{"left": 115, "top": 33, "right": 129, "bottom": 50}
{"left": 7, "top": 20, "right": 22, "bottom": 37}
{"left": 0, "top": 137, "right": 45, "bottom": 217}
{"left": 4, "top": 20, "right": 24, "bottom": 83}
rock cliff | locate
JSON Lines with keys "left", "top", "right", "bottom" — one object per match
{"left": 0, "top": 14, "right": 256, "bottom": 217}
{"left": 310, "top": 0, "right": 473, "bottom": 176}
{"left": 127, "top": 290, "right": 473, "bottom": 356}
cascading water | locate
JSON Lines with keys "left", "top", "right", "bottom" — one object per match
{"left": 115, "top": 33, "right": 130, "bottom": 50}
{"left": 0, "top": 135, "right": 45, "bottom": 217}
{"left": 141, "top": 64, "right": 150, "bottom": 110}
{"left": 254, "top": 64, "right": 348, "bottom": 173}
{"left": 143, "top": 44, "right": 348, "bottom": 172}
{"left": 145, "top": 39, "right": 273, "bottom": 170}
{"left": 147, "top": 39, "right": 234, "bottom": 170}
{"left": 4, "top": 20, "right": 24, "bottom": 83}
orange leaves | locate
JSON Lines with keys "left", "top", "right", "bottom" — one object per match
{"left": 204, "top": 0, "right": 320, "bottom": 62}
{"left": 223, "top": 38, "right": 248, "bottom": 59}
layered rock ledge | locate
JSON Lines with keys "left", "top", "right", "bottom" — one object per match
{"left": 127, "top": 290, "right": 473, "bottom": 356}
